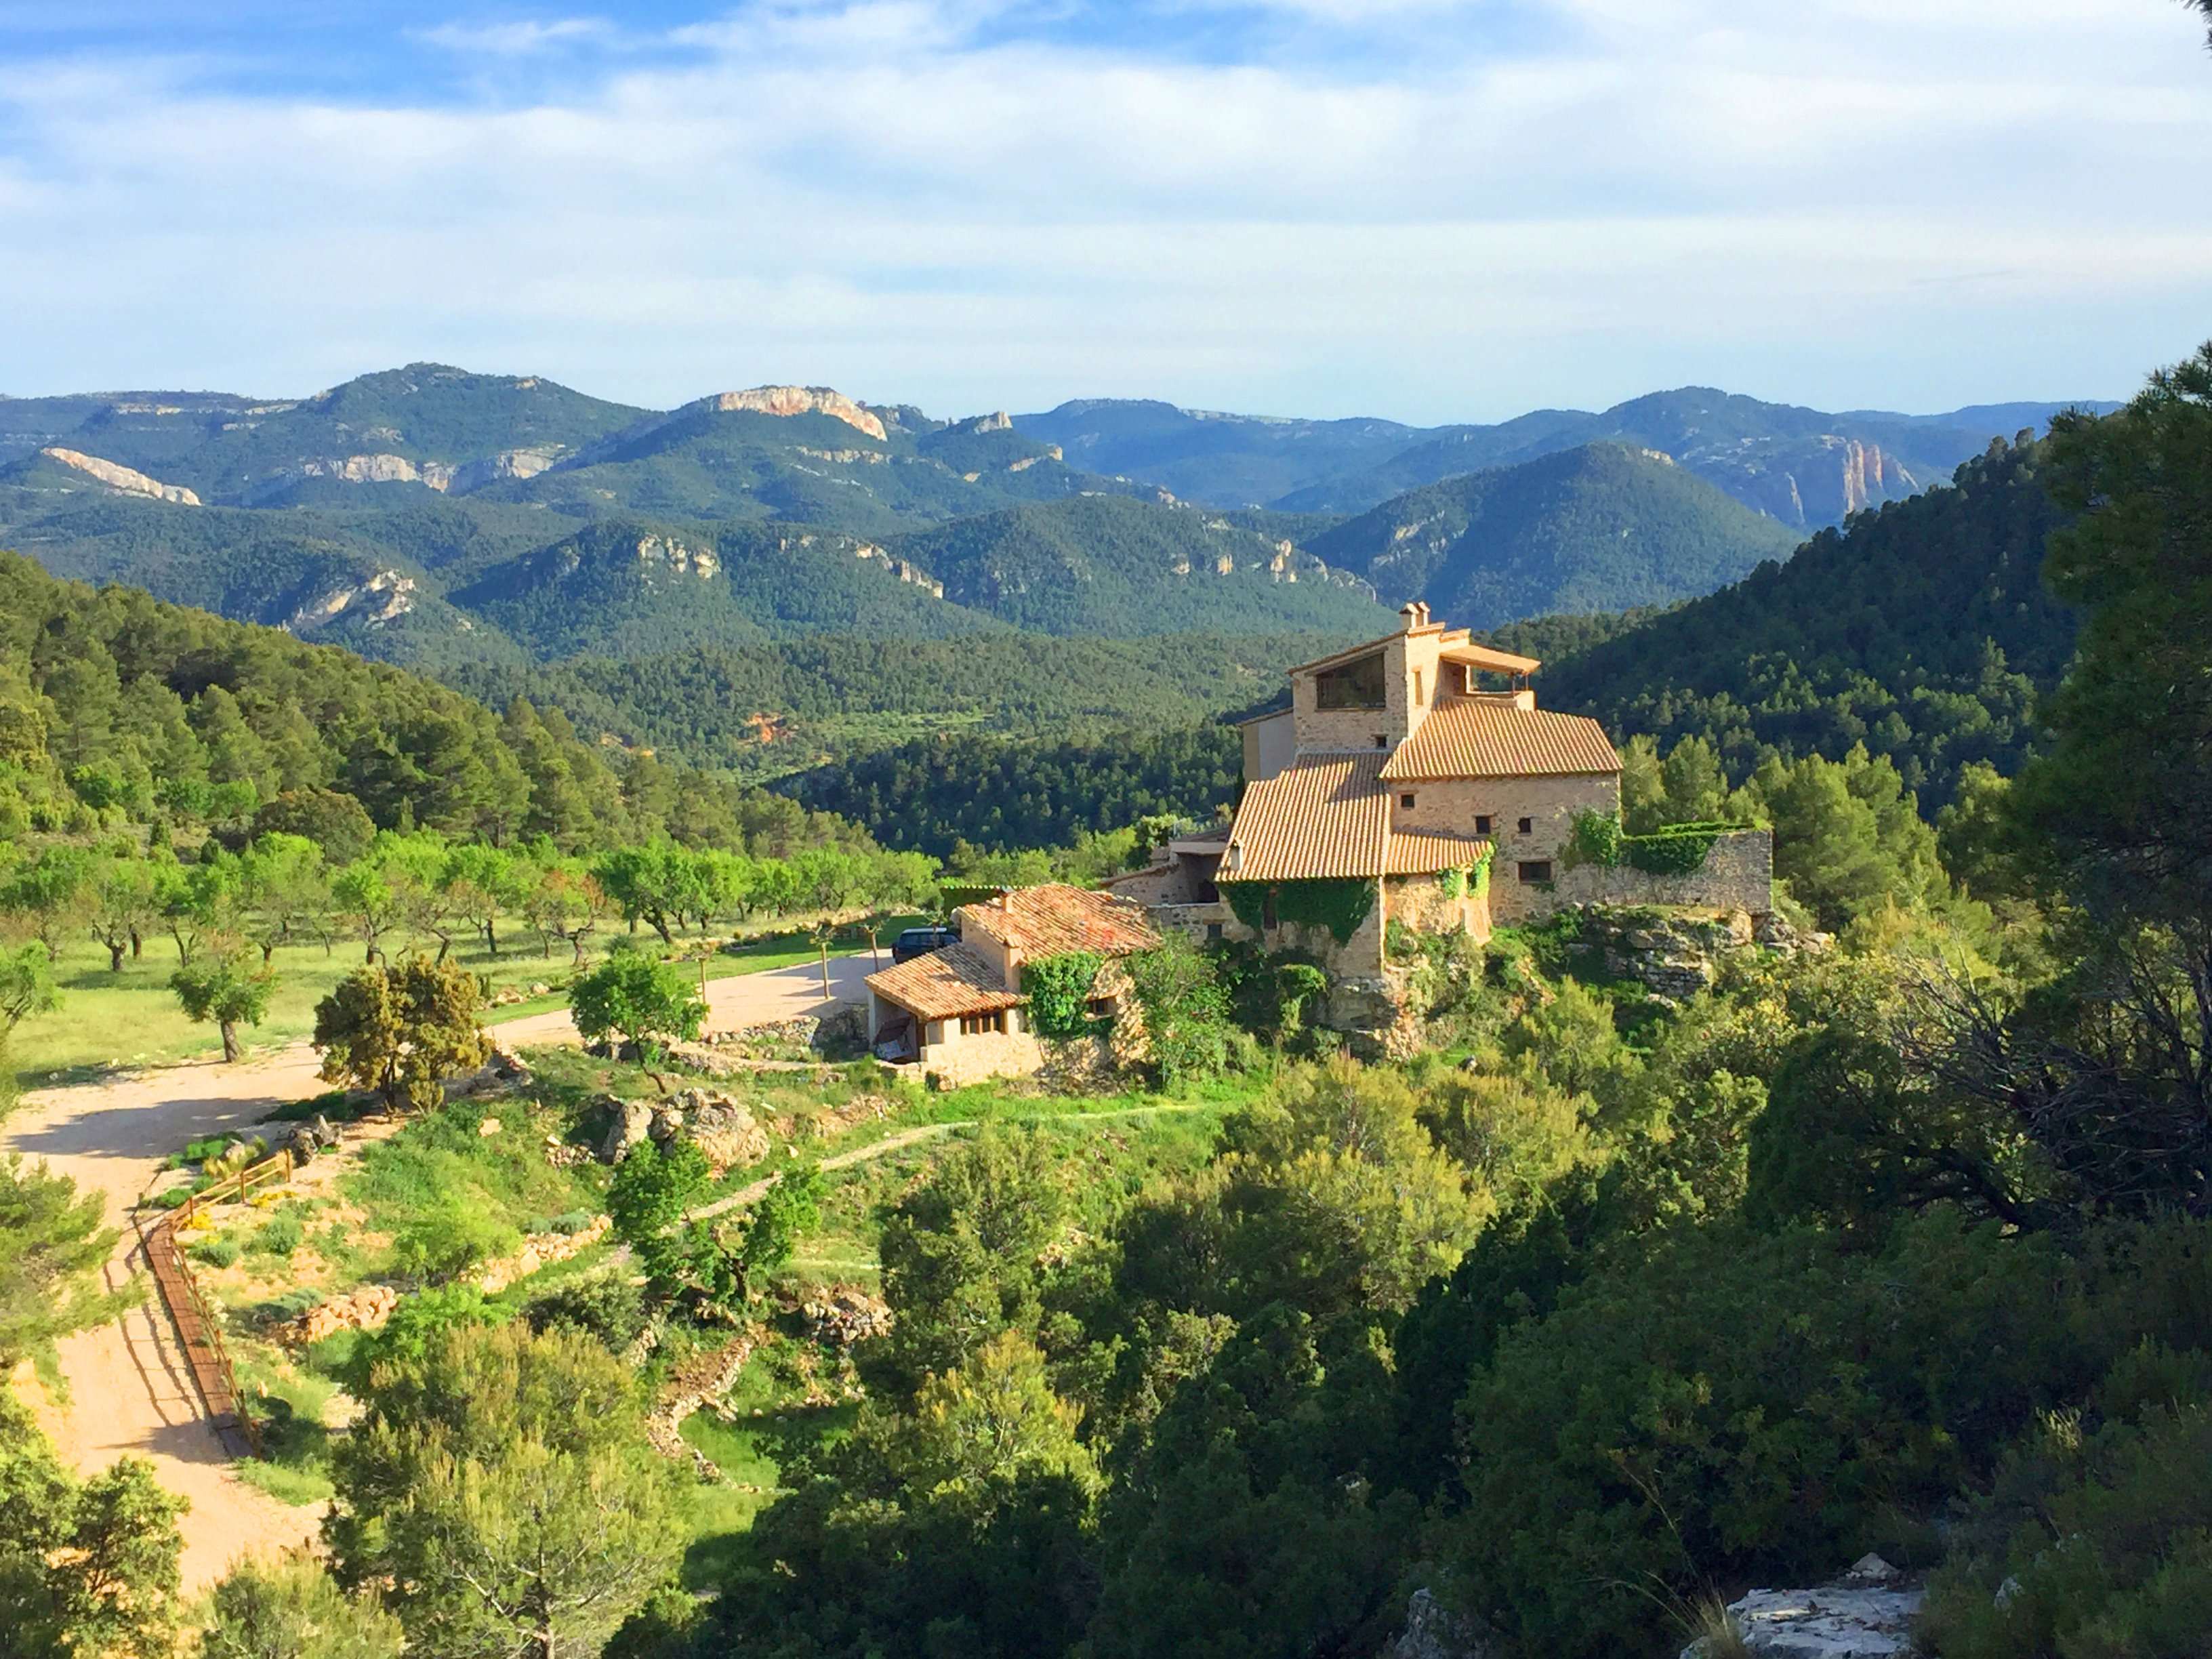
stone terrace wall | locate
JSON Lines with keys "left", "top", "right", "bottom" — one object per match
{"left": 1549, "top": 828, "right": 1773, "bottom": 916}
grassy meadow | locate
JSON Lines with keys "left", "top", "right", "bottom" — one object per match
{"left": 11, "top": 910, "right": 933, "bottom": 1086}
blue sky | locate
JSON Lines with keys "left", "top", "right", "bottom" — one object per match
{"left": 0, "top": 1, "right": 2205, "bottom": 422}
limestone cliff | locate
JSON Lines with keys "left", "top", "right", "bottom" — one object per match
{"left": 707, "top": 386, "right": 888, "bottom": 441}
{"left": 39, "top": 447, "right": 201, "bottom": 506}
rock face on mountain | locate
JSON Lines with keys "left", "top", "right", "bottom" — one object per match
{"left": 708, "top": 386, "right": 888, "bottom": 441}
{"left": 39, "top": 447, "right": 200, "bottom": 505}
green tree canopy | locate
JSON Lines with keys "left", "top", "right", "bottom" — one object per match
{"left": 325, "top": 1321, "right": 680, "bottom": 1659}
{"left": 312, "top": 955, "right": 490, "bottom": 1113}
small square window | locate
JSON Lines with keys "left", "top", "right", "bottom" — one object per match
{"left": 1373, "top": 734, "right": 1388, "bottom": 749}
{"left": 1206, "top": 922, "right": 1223, "bottom": 942}
{"left": 1517, "top": 817, "right": 1534, "bottom": 835}
{"left": 1475, "top": 814, "right": 1492, "bottom": 835}
{"left": 1517, "top": 860, "right": 1553, "bottom": 884}
{"left": 1400, "top": 793, "right": 1416, "bottom": 809}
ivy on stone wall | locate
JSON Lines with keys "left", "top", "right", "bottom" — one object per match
{"left": 1566, "top": 810, "right": 1725, "bottom": 878}
{"left": 1023, "top": 951, "right": 1108, "bottom": 1038}
{"left": 1623, "top": 825, "right": 1725, "bottom": 875}
{"left": 1223, "top": 878, "right": 1377, "bottom": 945}
{"left": 1438, "top": 846, "right": 1494, "bottom": 901}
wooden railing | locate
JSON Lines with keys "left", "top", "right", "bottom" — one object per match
{"left": 135, "top": 1147, "right": 293, "bottom": 1459}
{"left": 170, "top": 1147, "right": 294, "bottom": 1231}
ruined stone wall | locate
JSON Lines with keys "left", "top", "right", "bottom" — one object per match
{"left": 1548, "top": 828, "right": 1774, "bottom": 917}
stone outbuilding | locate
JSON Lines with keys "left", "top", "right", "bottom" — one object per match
{"left": 864, "top": 883, "right": 1158, "bottom": 1088}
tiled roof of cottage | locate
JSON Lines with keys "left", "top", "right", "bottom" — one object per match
{"left": 866, "top": 943, "right": 1025, "bottom": 1023}
{"left": 956, "top": 883, "right": 1159, "bottom": 959}
{"left": 1379, "top": 701, "right": 1620, "bottom": 781}
{"left": 1221, "top": 754, "right": 1390, "bottom": 881}
{"left": 1384, "top": 829, "right": 1494, "bottom": 876}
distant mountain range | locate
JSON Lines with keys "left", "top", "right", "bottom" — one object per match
{"left": 0, "top": 363, "right": 2116, "bottom": 674}
{"left": 1016, "top": 389, "right": 2119, "bottom": 525}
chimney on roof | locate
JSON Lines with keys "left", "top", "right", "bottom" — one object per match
{"left": 1416, "top": 601, "right": 1431, "bottom": 626}
{"left": 1399, "top": 602, "right": 1421, "bottom": 632}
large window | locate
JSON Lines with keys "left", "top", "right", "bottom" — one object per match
{"left": 1315, "top": 653, "right": 1387, "bottom": 710}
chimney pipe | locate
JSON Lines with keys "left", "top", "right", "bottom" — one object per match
{"left": 1399, "top": 602, "right": 1420, "bottom": 632}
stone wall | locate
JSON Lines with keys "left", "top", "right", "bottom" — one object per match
{"left": 1548, "top": 828, "right": 1774, "bottom": 917}
{"left": 920, "top": 1027, "right": 1046, "bottom": 1089}
{"left": 1399, "top": 774, "right": 1622, "bottom": 925}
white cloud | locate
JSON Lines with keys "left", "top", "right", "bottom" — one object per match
{"left": 0, "top": 0, "right": 2204, "bottom": 418}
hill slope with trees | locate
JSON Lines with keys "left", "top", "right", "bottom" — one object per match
{"left": 1533, "top": 435, "right": 2076, "bottom": 806}
{"left": 1304, "top": 441, "right": 1802, "bottom": 623}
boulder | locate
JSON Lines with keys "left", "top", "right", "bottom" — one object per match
{"left": 1385, "top": 1589, "right": 1488, "bottom": 1659}
{"left": 1681, "top": 1557, "right": 1921, "bottom": 1659}
{"left": 802, "top": 1286, "right": 893, "bottom": 1347}
{"left": 601, "top": 1099, "right": 653, "bottom": 1163}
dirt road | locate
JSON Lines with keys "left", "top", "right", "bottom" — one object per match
{"left": 1, "top": 952, "right": 877, "bottom": 1593}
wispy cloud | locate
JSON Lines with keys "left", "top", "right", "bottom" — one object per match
{"left": 0, "top": 0, "right": 2203, "bottom": 418}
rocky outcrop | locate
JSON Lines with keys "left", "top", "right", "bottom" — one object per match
{"left": 283, "top": 569, "right": 417, "bottom": 633}
{"left": 1384, "top": 1590, "right": 1488, "bottom": 1659}
{"left": 631, "top": 533, "right": 718, "bottom": 577}
{"left": 853, "top": 542, "right": 943, "bottom": 596}
{"left": 1572, "top": 903, "right": 1829, "bottom": 1004}
{"left": 39, "top": 447, "right": 201, "bottom": 505}
{"left": 293, "top": 1284, "right": 399, "bottom": 1345}
{"left": 802, "top": 1286, "right": 893, "bottom": 1347}
{"left": 708, "top": 386, "right": 887, "bottom": 441}
{"left": 602, "top": 1097, "right": 654, "bottom": 1162}
{"left": 1681, "top": 1556, "right": 1921, "bottom": 1659}
{"left": 658, "top": 1088, "right": 771, "bottom": 1171}
{"left": 447, "top": 447, "right": 560, "bottom": 493}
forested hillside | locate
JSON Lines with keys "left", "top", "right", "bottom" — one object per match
{"left": 1305, "top": 441, "right": 1801, "bottom": 622}
{"left": 0, "top": 550, "right": 867, "bottom": 859}
{"left": 779, "top": 722, "right": 1244, "bottom": 858}
{"left": 879, "top": 494, "right": 1389, "bottom": 636}
{"left": 446, "top": 630, "right": 1343, "bottom": 775}
{"left": 1538, "top": 436, "right": 2075, "bottom": 805}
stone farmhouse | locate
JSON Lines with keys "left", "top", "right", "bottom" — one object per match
{"left": 869, "top": 603, "right": 1775, "bottom": 1078}
{"left": 1113, "top": 602, "right": 1772, "bottom": 990}
{"left": 864, "top": 884, "right": 1158, "bottom": 1088}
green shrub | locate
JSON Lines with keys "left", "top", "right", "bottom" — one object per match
{"left": 251, "top": 1215, "right": 305, "bottom": 1256}
{"left": 1437, "top": 1214, "right": 2094, "bottom": 1659}
{"left": 190, "top": 1237, "right": 241, "bottom": 1269}
{"left": 391, "top": 1204, "right": 519, "bottom": 1284}
{"left": 523, "top": 1274, "right": 650, "bottom": 1354}
{"left": 1920, "top": 1353, "right": 2212, "bottom": 1659}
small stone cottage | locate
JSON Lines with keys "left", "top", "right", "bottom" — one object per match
{"left": 865, "top": 884, "right": 1158, "bottom": 1088}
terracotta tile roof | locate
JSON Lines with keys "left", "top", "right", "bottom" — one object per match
{"left": 1221, "top": 754, "right": 1390, "bottom": 881}
{"left": 1385, "top": 830, "right": 1493, "bottom": 876}
{"left": 956, "top": 883, "right": 1159, "bottom": 960}
{"left": 1380, "top": 701, "right": 1620, "bottom": 781}
{"left": 866, "top": 944, "right": 1024, "bottom": 1023}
